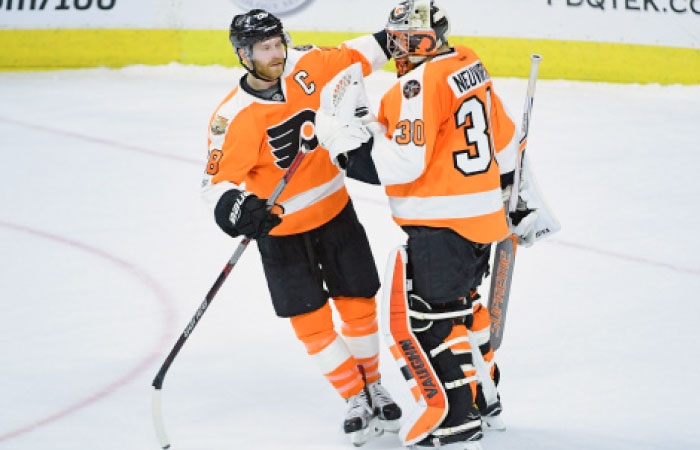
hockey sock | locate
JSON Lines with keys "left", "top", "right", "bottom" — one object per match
{"left": 290, "top": 303, "right": 364, "bottom": 399}
{"left": 335, "top": 297, "right": 380, "bottom": 384}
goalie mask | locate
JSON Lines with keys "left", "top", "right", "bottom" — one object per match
{"left": 386, "top": 0, "right": 450, "bottom": 77}
{"left": 229, "top": 9, "right": 292, "bottom": 81}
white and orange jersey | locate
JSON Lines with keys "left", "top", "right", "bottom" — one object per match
{"left": 201, "top": 35, "right": 388, "bottom": 236}
{"left": 372, "top": 45, "right": 519, "bottom": 244}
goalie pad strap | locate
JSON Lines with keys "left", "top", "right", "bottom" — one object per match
{"left": 445, "top": 375, "right": 478, "bottom": 390}
{"left": 408, "top": 308, "right": 473, "bottom": 321}
{"left": 431, "top": 419, "right": 482, "bottom": 437}
{"left": 429, "top": 336, "right": 470, "bottom": 358}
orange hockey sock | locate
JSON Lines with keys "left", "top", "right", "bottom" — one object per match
{"left": 290, "top": 302, "right": 364, "bottom": 399}
{"left": 335, "top": 296, "right": 380, "bottom": 383}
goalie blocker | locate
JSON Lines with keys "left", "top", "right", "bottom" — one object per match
{"left": 381, "top": 246, "right": 484, "bottom": 448}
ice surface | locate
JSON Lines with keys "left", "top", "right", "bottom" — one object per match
{"left": 1, "top": 64, "right": 699, "bottom": 449}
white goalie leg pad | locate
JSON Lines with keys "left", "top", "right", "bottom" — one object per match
{"left": 519, "top": 153, "right": 561, "bottom": 242}
{"left": 381, "top": 246, "right": 448, "bottom": 446}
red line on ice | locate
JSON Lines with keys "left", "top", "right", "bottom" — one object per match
{"left": 2, "top": 115, "right": 697, "bottom": 276}
{"left": 549, "top": 239, "right": 700, "bottom": 276}
{"left": 0, "top": 115, "right": 200, "bottom": 165}
{"left": 0, "top": 221, "right": 178, "bottom": 443}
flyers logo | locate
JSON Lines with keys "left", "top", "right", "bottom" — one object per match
{"left": 267, "top": 109, "right": 318, "bottom": 169}
{"left": 389, "top": 1, "right": 410, "bottom": 22}
{"left": 409, "top": 33, "right": 437, "bottom": 55}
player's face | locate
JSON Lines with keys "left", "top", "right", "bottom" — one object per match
{"left": 251, "top": 36, "right": 286, "bottom": 80}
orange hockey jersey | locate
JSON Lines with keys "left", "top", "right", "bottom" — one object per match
{"left": 201, "top": 36, "right": 388, "bottom": 236}
{"left": 372, "top": 46, "right": 519, "bottom": 244}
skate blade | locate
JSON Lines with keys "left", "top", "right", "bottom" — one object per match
{"left": 350, "top": 416, "right": 383, "bottom": 447}
{"left": 379, "top": 418, "right": 401, "bottom": 433}
{"left": 407, "top": 442, "right": 483, "bottom": 450}
{"left": 482, "top": 414, "right": 506, "bottom": 431}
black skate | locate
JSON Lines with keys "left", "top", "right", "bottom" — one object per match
{"left": 344, "top": 389, "right": 382, "bottom": 446}
{"left": 366, "top": 380, "right": 402, "bottom": 432}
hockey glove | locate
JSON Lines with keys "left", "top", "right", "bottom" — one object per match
{"left": 315, "top": 108, "right": 372, "bottom": 166}
{"left": 510, "top": 198, "right": 538, "bottom": 248}
{"left": 316, "top": 62, "right": 374, "bottom": 167}
{"left": 214, "top": 190, "right": 282, "bottom": 239}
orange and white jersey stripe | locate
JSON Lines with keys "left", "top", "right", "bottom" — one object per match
{"left": 201, "top": 36, "right": 388, "bottom": 236}
{"left": 373, "top": 46, "right": 518, "bottom": 244}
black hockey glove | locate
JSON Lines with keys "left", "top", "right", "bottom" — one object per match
{"left": 214, "top": 189, "right": 282, "bottom": 239}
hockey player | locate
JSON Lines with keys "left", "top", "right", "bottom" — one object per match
{"left": 200, "top": 9, "right": 402, "bottom": 446}
{"left": 314, "top": 1, "right": 539, "bottom": 447}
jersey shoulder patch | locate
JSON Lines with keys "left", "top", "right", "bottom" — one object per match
{"left": 210, "top": 115, "right": 229, "bottom": 135}
{"left": 403, "top": 79, "right": 421, "bottom": 99}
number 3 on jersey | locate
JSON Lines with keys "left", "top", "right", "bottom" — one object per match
{"left": 453, "top": 95, "right": 492, "bottom": 177}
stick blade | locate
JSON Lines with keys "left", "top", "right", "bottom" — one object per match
{"left": 152, "top": 386, "right": 171, "bottom": 449}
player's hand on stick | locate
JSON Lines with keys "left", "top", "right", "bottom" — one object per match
{"left": 510, "top": 198, "right": 538, "bottom": 248}
{"left": 219, "top": 191, "right": 282, "bottom": 239}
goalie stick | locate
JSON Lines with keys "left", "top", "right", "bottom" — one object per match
{"left": 464, "top": 55, "right": 543, "bottom": 422}
{"left": 487, "top": 54, "right": 543, "bottom": 352}
{"left": 150, "top": 143, "right": 309, "bottom": 449}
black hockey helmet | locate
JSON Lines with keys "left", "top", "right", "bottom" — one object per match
{"left": 229, "top": 9, "right": 285, "bottom": 50}
{"left": 386, "top": 0, "right": 450, "bottom": 76}
{"left": 229, "top": 9, "right": 290, "bottom": 80}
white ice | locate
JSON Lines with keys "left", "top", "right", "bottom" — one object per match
{"left": 1, "top": 64, "right": 699, "bottom": 450}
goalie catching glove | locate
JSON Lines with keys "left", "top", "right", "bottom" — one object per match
{"left": 509, "top": 199, "right": 538, "bottom": 248}
{"left": 214, "top": 189, "right": 282, "bottom": 239}
{"left": 315, "top": 63, "right": 374, "bottom": 166}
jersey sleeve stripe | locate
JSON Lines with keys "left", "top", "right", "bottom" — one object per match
{"left": 373, "top": 71, "right": 428, "bottom": 185}
{"left": 495, "top": 131, "right": 518, "bottom": 174}
{"left": 389, "top": 188, "right": 503, "bottom": 220}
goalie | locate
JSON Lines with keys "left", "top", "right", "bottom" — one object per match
{"left": 313, "top": 1, "right": 548, "bottom": 447}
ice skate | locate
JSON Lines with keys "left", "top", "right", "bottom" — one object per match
{"left": 344, "top": 389, "right": 383, "bottom": 446}
{"left": 366, "top": 380, "right": 402, "bottom": 432}
{"left": 409, "top": 444, "right": 483, "bottom": 450}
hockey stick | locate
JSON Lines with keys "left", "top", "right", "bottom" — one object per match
{"left": 487, "top": 54, "right": 542, "bottom": 352}
{"left": 151, "top": 143, "right": 309, "bottom": 449}
{"left": 464, "top": 55, "right": 542, "bottom": 423}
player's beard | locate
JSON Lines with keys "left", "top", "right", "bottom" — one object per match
{"left": 255, "top": 58, "right": 285, "bottom": 81}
